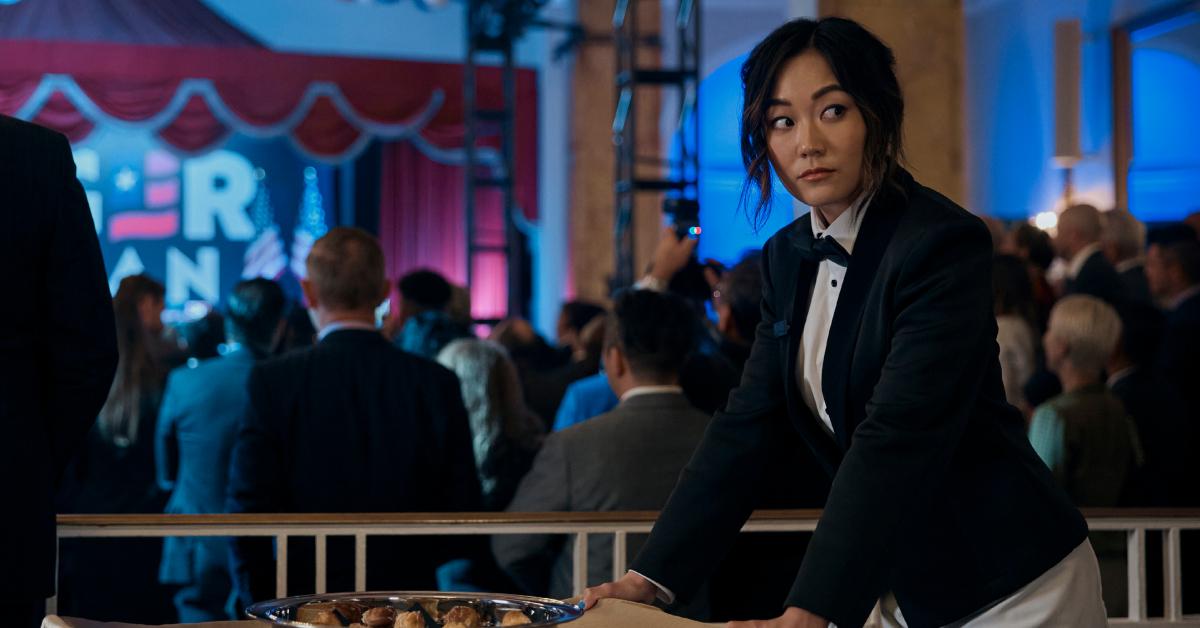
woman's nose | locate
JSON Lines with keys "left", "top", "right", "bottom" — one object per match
{"left": 796, "top": 124, "right": 825, "bottom": 159}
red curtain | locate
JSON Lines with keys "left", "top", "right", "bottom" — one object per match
{"left": 0, "top": 40, "right": 538, "bottom": 221}
{"left": 379, "top": 141, "right": 508, "bottom": 321}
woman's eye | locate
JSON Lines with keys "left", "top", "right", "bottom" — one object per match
{"left": 820, "top": 104, "right": 848, "bottom": 121}
{"left": 769, "top": 116, "right": 794, "bottom": 130}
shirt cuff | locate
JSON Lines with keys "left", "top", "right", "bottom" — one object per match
{"left": 628, "top": 569, "right": 675, "bottom": 604}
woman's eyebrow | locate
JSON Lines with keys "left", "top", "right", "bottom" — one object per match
{"left": 765, "top": 97, "right": 791, "bottom": 108}
{"left": 811, "top": 84, "right": 846, "bottom": 100}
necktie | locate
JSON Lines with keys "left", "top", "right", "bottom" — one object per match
{"left": 802, "top": 234, "right": 850, "bottom": 267}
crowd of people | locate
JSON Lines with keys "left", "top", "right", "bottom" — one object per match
{"left": 49, "top": 203, "right": 1200, "bottom": 623}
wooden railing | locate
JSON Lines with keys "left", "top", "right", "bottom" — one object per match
{"left": 54, "top": 509, "right": 1200, "bottom": 625}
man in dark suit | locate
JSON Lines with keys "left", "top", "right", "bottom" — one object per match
{"left": 156, "top": 279, "right": 286, "bottom": 621}
{"left": 1147, "top": 236, "right": 1200, "bottom": 409}
{"left": 1056, "top": 203, "right": 1125, "bottom": 306}
{"left": 494, "top": 290, "right": 709, "bottom": 606}
{"left": 226, "top": 227, "right": 480, "bottom": 604}
{"left": 0, "top": 115, "right": 119, "bottom": 628}
{"left": 1102, "top": 208, "right": 1153, "bottom": 305}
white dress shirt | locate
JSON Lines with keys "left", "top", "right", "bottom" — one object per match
{"left": 796, "top": 192, "right": 872, "bottom": 434}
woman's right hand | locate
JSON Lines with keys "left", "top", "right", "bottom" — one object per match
{"left": 581, "top": 571, "right": 659, "bottom": 609}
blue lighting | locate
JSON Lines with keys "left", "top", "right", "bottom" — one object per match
{"left": 672, "top": 53, "right": 797, "bottom": 268}
{"left": 1129, "top": 48, "right": 1200, "bottom": 222}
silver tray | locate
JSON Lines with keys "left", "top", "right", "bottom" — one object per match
{"left": 245, "top": 591, "right": 584, "bottom": 627}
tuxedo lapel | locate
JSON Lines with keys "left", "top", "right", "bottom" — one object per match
{"left": 821, "top": 183, "right": 906, "bottom": 448}
{"left": 781, "top": 214, "right": 843, "bottom": 466}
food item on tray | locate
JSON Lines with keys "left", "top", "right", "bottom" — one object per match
{"left": 361, "top": 606, "right": 396, "bottom": 627}
{"left": 442, "top": 605, "right": 482, "bottom": 628}
{"left": 297, "top": 601, "right": 366, "bottom": 625}
{"left": 499, "top": 610, "right": 532, "bottom": 626}
{"left": 420, "top": 600, "right": 443, "bottom": 621}
{"left": 393, "top": 610, "right": 425, "bottom": 628}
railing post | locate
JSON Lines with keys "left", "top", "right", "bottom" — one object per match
{"left": 1127, "top": 527, "right": 1146, "bottom": 621}
{"left": 572, "top": 533, "right": 589, "bottom": 596}
{"left": 612, "top": 531, "right": 627, "bottom": 583}
{"left": 1164, "top": 527, "right": 1182, "bottom": 621}
{"left": 355, "top": 533, "right": 367, "bottom": 592}
{"left": 275, "top": 534, "right": 289, "bottom": 599}
{"left": 315, "top": 534, "right": 327, "bottom": 595}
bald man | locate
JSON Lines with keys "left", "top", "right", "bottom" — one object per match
{"left": 1055, "top": 204, "right": 1124, "bottom": 306}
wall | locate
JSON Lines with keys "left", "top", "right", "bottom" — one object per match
{"left": 963, "top": 0, "right": 1182, "bottom": 220}
{"left": 820, "top": 0, "right": 967, "bottom": 207}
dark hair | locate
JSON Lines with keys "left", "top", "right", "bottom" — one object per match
{"left": 718, "top": 256, "right": 764, "bottom": 342}
{"left": 740, "top": 17, "right": 905, "bottom": 227}
{"left": 99, "top": 274, "right": 167, "bottom": 447}
{"left": 604, "top": 289, "right": 698, "bottom": 382}
{"left": 398, "top": 269, "right": 454, "bottom": 311}
{"left": 1162, "top": 239, "right": 1200, "bottom": 285}
{"left": 1013, "top": 223, "right": 1055, "bottom": 271}
{"left": 306, "top": 227, "right": 387, "bottom": 311}
{"left": 1147, "top": 223, "right": 1200, "bottom": 249}
{"left": 559, "top": 300, "right": 606, "bottom": 333}
{"left": 225, "top": 278, "right": 287, "bottom": 356}
{"left": 992, "top": 254, "right": 1036, "bottom": 327}
{"left": 178, "top": 311, "right": 225, "bottom": 361}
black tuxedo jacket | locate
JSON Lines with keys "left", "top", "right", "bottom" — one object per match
{"left": 0, "top": 116, "right": 118, "bottom": 599}
{"left": 227, "top": 329, "right": 481, "bottom": 598}
{"left": 630, "top": 171, "right": 1087, "bottom": 628}
{"left": 1065, "top": 250, "right": 1124, "bottom": 306}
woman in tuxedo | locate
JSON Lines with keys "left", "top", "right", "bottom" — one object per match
{"left": 584, "top": 17, "right": 1105, "bottom": 628}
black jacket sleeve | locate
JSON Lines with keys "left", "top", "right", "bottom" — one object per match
{"left": 628, "top": 235, "right": 788, "bottom": 601}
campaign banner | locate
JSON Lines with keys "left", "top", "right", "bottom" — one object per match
{"left": 74, "top": 126, "right": 336, "bottom": 318}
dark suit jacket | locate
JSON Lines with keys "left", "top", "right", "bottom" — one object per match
{"left": 0, "top": 116, "right": 118, "bottom": 599}
{"left": 1065, "top": 250, "right": 1124, "bottom": 306}
{"left": 1158, "top": 291, "right": 1200, "bottom": 477}
{"left": 1109, "top": 366, "right": 1191, "bottom": 506}
{"left": 226, "top": 329, "right": 481, "bottom": 599}
{"left": 630, "top": 170, "right": 1087, "bottom": 628}
{"left": 1118, "top": 263, "right": 1153, "bottom": 306}
{"left": 156, "top": 348, "right": 257, "bottom": 583}
{"left": 494, "top": 392, "right": 710, "bottom": 600}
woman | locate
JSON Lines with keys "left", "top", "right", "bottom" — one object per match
{"left": 584, "top": 18, "right": 1104, "bottom": 628}
{"left": 57, "top": 274, "right": 177, "bottom": 623}
{"left": 992, "top": 254, "right": 1038, "bottom": 416}
{"left": 436, "top": 338, "right": 545, "bottom": 510}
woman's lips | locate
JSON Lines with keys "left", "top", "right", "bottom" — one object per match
{"left": 800, "top": 168, "right": 835, "bottom": 182}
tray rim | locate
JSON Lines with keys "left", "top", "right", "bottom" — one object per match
{"left": 244, "top": 589, "right": 585, "bottom": 627}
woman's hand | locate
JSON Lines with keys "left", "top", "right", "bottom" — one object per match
{"left": 726, "top": 606, "right": 828, "bottom": 628}
{"left": 581, "top": 571, "right": 658, "bottom": 609}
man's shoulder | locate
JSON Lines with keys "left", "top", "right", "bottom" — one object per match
{"left": 0, "top": 115, "right": 68, "bottom": 157}
{"left": 560, "top": 394, "right": 706, "bottom": 440}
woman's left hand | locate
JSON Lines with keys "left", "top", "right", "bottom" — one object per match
{"left": 726, "top": 606, "right": 828, "bottom": 628}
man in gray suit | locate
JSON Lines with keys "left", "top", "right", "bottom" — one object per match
{"left": 493, "top": 290, "right": 709, "bottom": 606}
{"left": 155, "top": 279, "right": 286, "bottom": 621}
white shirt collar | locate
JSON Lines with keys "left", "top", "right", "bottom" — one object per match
{"left": 619, "top": 385, "right": 684, "bottom": 403}
{"left": 1168, "top": 284, "right": 1200, "bottom": 310}
{"left": 317, "top": 319, "right": 379, "bottom": 341}
{"left": 1106, "top": 365, "right": 1137, "bottom": 388}
{"left": 1067, "top": 242, "right": 1102, "bottom": 279}
{"left": 810, "top": 189, "right": 872, "bottom": 256}
{"left": 1115, "top": 258, "right": 1143, "bottom": 274}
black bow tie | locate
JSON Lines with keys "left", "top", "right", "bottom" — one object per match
{"left": 801, "top": 233, "right": 851, "bottom": 267}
